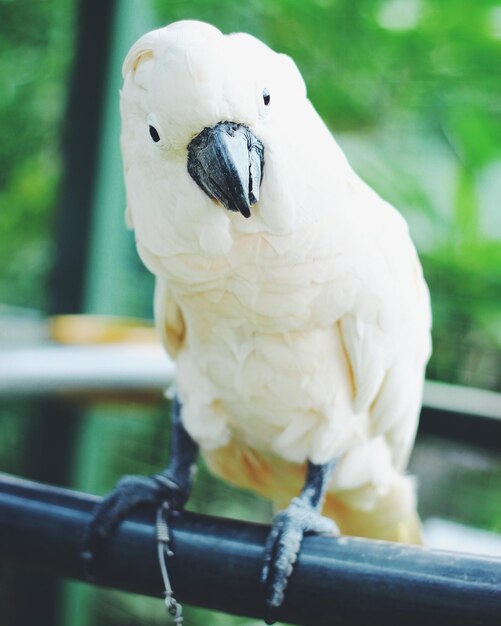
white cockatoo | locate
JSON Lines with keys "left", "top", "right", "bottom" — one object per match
{"left": 85, "top": 20, "right": 432, "bottom": 621}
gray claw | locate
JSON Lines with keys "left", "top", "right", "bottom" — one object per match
{"left": 82, "top": 474, "right": 182, "bottom": 577}
{"left": 262, "top": 497, "right": 339, "bottom": 618}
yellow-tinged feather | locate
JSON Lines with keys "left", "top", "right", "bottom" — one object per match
{"left": 205, "top": 439, "right": 422, "bottom": 544}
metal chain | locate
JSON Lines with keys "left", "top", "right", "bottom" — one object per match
{"left": 156, "top": 503, "right": 184, "bottom": 624}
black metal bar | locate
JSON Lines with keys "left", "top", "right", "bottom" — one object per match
{"left": 49, "top": 0, "right": 116, "bottom": 314}
{"left": 419, "top": 405, "right": 501, "bottom": 452}
{"left": 0, "top": 474, "right": 500, "bottom": 626}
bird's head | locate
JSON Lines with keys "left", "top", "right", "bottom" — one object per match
{"left": 120, "top": 21, "right": 311, "bottom": 260}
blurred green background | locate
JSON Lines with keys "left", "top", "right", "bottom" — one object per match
{"left": 0, "top": 1, "right": 500, "bottom": 625}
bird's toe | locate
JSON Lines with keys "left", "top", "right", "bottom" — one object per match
{"left": 262, "top": 497, "right": 339, "bottom": 622}
{"left": 81, "top": 474, "right": 178, "bottom": 577}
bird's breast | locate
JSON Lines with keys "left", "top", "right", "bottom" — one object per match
{"left": 162, "top": 226, "right": 357, "bottom": 335}
{"left": 162, "top": 232, "right": 363, "bottom": 463}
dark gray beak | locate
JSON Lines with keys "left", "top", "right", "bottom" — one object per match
{"left": 187, "top": 122, "right": 264, "bottom": 218}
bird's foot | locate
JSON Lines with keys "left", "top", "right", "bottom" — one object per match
{"left": 81, "top": 473, "right": 187, "bottom": 578}
{"left": 261, "top": 497, "right": 339, "bottom": 624}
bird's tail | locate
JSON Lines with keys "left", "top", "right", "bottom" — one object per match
{"left": 323, "top": 474, "right": 423, "bottom": 545}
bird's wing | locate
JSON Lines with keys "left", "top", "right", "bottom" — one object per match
{"left": 340, "top": 306, "right": 426, "bottom": 474}
{"left": 338, "top": 193, "right": 431, "bottom": 473}
{"left": 154, "top": 277, "right": 186, "bottom": 359}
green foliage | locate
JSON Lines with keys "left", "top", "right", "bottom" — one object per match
{"left": 0, "top": 0, "right": 75, "bottom": 309}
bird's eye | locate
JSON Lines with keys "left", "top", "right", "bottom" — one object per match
{"left": 149, "top": 125, "right": 161, "bottom": 143}
{"left": 262, "top": 88, "right": 271, "bottom": 106}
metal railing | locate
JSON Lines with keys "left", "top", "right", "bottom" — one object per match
{"left": 1, "top": 473, "right": 500, "bottom": 626}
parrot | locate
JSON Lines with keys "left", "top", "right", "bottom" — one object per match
{"left": 83, "top": 19, "right": 432, "bottom": 622}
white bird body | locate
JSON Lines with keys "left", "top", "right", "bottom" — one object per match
{"left": 121, "top": 20, "right": 431, "bottom": 542}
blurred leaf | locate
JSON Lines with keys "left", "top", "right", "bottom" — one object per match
{"left": 444, "top": 105, "right": 501, "bottom": 170}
